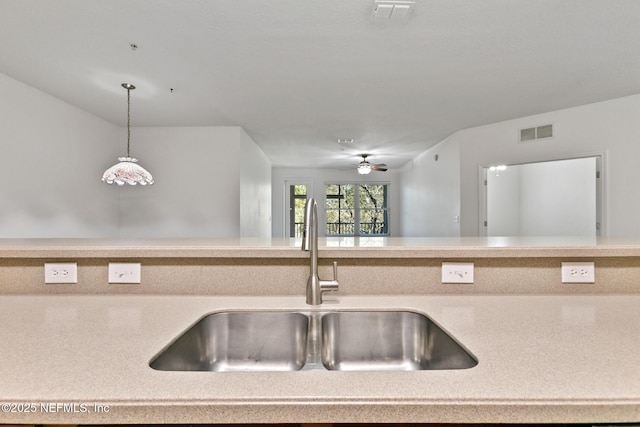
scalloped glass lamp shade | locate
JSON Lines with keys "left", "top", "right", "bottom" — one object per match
{"left": 102, "top": 157, "right": 154, "bottom": 186}
{"left": 102, "top": 83, "right": 154, "bottom": 186}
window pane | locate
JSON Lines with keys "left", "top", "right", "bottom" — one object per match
{"left": 326, "top": 209, "right": 339, "bottom": 223}
{"left": 340, "top": 209, "right": 354, "bottom": 223}
{"left": 326, "top": 184, "right": 340, "bottom": 196}
{"left": 359, "top": 184, "right": 388, "bottom": 235}
{"left": 360, "top": 184, "right": 387, "bottom": 209}
{"left": 359, "top": 209, "right": 382, "bottom": 234}
{"left": 326, "top": 199, "right": 339, "bottom": 209}
{"left": 326, "top": 184, "right": 354, "bottom": 235}
{"left": 294, "top": 198, "right": 307, "bottom": 224}
{"left": 325, "top": 183, "right": 388, "bottom": 236}
{"left": 343, "top": 185, "right": 354, "bottom": 204}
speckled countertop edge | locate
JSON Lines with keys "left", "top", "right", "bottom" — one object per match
{"left": 2, "top": 236, "right": 640, "bottom": 258}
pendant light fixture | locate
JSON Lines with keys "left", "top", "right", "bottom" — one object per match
{"left": 102, "top": 83, "right": 154, "bottom": 186}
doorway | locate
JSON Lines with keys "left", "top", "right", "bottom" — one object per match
{"left": 284, "top": 181, "right": 312, "bottom": 238}
{"left": 480, "top": 155, "right": 604, "bottom": 236}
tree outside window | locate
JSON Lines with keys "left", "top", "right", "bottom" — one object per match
{"left": 289, "top": 184, "right": 308, "bottom": 237}
{"left": 325, "top": 183, "right": 389, "bottom": 236}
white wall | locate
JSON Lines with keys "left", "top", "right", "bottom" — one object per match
{"left": 6, "top": 67, "right": 640, "bottom": 239}
{"left": 486, "top": 158, "right": 596, "bottom": 236}
{"left": 115, "top": 126, "right": 272, "bottom": 238}
{"left": 240, "top": 128, "right": 272, "bottom": 238}
{"left": 0, "top": 73, "right": 119, "bottom": 237}
{"left": 271, "top": 167, "right": 401, "bottom": 238}
{"left": 399, "top": 138, "right": 460, "bottom": 237}
{"left": 398, "top": 94, "right": 640, "bottom": 238}
{"left": 457, "top": 94, "right": 640, "bottom": 237}
{"left": 0, "top": 72, "right": 272, "bottom": 238}
{"left": 519, "top": 158, "right": 596, "bottom": 236}
{"left": 114, "top": 126, "right": 245, "bottom": 238}
{"left": 486, "top": 166, "right": 521, "bottom": 236}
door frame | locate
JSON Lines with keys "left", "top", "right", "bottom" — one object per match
{"left": 283, "top": 179, "right": 313, "bottom": 238}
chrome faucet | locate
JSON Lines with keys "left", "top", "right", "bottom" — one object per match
{"left": 301, "top": 198, "right": 339, "bottom": 305}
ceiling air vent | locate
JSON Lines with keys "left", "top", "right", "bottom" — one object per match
{"left": 371, "top": 1, "right": 415, "bottom": 22}
{"left": 519, "top": 124, "right": 553, "bottom": 143}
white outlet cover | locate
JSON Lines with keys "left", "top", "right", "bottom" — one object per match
{"left": 44, "top": 262, "right": 78, "bottom": 284}
{"left": 108, "top": 262, "right": 141, "bottom": 284}
{"left": 561, "top": 262, "right": 595, "bottom": 283}
{"left": 442, "top": 262, "right": 474, "bottom": 284}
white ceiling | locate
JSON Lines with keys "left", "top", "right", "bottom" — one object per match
{"left": 2, "top": 0, "right": 640, "bottom": 169}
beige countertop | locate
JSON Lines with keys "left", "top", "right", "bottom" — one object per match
{"left": 3, "top": 236, "right": 640, "bottom": 258}
{"left": 0, "top": 294, "right": 639, "bottom": 424}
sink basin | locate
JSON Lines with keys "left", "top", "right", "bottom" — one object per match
{"left": 149, "top": 311, "right": 309, "bottom": 372}
{"left": 321, "top": 311, "right": 477, "bottom": 371}
{"left": 150, "top": 309, "right": 476, "bottom": 372}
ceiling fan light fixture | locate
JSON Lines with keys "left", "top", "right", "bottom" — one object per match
{"left": 102, "top": 83, "right": 154, "bottom": 186}
{"left": 357, "top": 162, "right": 372, "bottom": 174}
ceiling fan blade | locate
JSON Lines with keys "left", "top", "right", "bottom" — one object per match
{"left": 371, "top": 165, "right": 388, "bottom": 172}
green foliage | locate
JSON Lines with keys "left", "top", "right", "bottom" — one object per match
{"left": 325, "top": 184, "right": 388, "bottom": 235}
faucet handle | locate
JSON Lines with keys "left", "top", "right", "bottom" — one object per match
{"left": 315, "top": 261, "right": 339, "bottom": 304}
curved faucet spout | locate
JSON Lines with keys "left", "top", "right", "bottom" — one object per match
{"left": 301, "top": 198, "right": 339, "bottom": 305}
{"left": 301, "top": 197, "right": 315, "bottom": 252}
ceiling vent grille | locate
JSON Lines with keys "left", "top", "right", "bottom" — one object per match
{"left": 371, "top": 1, "right": 415, "bottom": 22}
{"left": 519, "top": 124, "right": 553, "bottom": 143}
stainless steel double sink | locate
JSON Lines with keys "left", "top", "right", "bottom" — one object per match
{"left": 149, "top": 310, "right": 477, "bottom": 372}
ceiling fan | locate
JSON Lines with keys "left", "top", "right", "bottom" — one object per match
{"left": 357, "top": 154, "right": 387, "bottom": 175}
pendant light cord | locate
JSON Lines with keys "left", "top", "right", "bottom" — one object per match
{"left": 126, "top": 86, "right": 131, "bottom": 158}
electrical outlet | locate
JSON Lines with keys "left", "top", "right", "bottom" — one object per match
{"left": 44, "top": 262, "right": 78, "bottom": 284}
{"left": 108, "top": 262, "right": 141, "bottom": 284}
{"left": 561, "top": 262, "right": 595, "bottom": 283}
{"left": 442, "top": 262, "right": 474, "bottom": 284}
